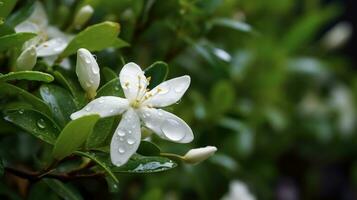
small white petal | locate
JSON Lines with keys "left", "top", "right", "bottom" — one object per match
{"left": 47, "top": 26, "right": 74, "bottom": 41}
{"left": 138, "top": 107, "right": 193, "bottom": 143}
{"left": 110, "top": 109, "right": 141, "bottom": 166}
{"left": 119, "top": 62, "right": 148, "bottom": 101}
{"left": 15, "top": 46, "right": 37, "bottom": 71}
{"left": 143, "top": 75, "right": 190, "bottom": 107}
{"left": 36, "top": 38, "right": 68, "bottom": 57}
{"left": 27, "top": 1, "right": 48, "bottom": 28}
{"left": 75, "top": 48, "right": 100, "bottom": 97}
{"left": 70, "top": 96, "right": 129, "bottom": 120}
{"left": 183, "top": 146, "right": 217, "bottom": 164}
{"left": 15, "top": 21, "right": 41, "bottom": 33}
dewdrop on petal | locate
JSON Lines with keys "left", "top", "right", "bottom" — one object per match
{"left": 15, "top": 46, "right": 37, "bottom": 71}
{"left": 73, "top": 5, "right": 94, "bottom": 29}
{"left": 76, "top": 48, "right": 100, "bottom": 99}
{"left": 183, "top": 146, "right": 217, "bottom": 164}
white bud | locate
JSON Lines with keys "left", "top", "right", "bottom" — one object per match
{"left": 183, "top": 146, "right": 217, "bottom": 164}
{"left": 322, "top": 22, "right": 353, "bottom": 50}
{"left": 76, "top": 48, "right": 100, "bottom": 98}
{"left": 15, "top": 46, "right": 37, "bottom": 71}
{"left": 73, "top": 5, "right": 94, "bottom": 29}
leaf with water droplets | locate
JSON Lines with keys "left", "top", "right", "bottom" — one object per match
{"left": 4, "top": 109, "right": 60, "bottom": 144}
{"left": 144, "top": 61, "right": 168, "bottom": 89}
{"left": 86, "top": 117, "right": 115, "bottom": 148}
{"left": 75, "top": 151, "right": 119, "bottom": 184}
{"left": 39, "top": 84, "right": 77, "bottom": 128}
{"left": 0, "top": 71, "right": 54, "bottom": 83}
{"left": 53, "top": 115, "right": 100, "bottom": 160}
{"left": 112, "top": 155, "right": 177, "bottom": 173}
{"left": 0, "top": 82, "right": 52, "bottom": 117}
{"left": 58, "top": 21, "right": 129, "bottom": 59}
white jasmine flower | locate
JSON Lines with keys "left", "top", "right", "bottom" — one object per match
{"left": 222, "top": 180, "right": 256, "bottom": 200}
{"left": 75, "top": 48, "right": 100, "bottom": 98}
{"left": 15, "top": 1, "right": 73, "bottom": 68}
{"left": 71, "top": 62, "right": 194, "bottom": 166}
{"left": 183, "top": 146, "right": 217, "bottom": 164}
{"left": 73, "top": 5, "right": 94, "bottom": 29}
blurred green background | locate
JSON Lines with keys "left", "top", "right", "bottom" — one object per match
{"left": 1, "top": 0, "right": 357, "bottom": 199}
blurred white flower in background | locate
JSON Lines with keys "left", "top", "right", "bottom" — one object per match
{"left": 221, "top": 180, "right": 256, "bottom": 200}
{"left": 322, "top": 21, "right": 353, "bottom": 50}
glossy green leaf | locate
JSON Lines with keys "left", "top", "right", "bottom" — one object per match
{"left": 4, "top": 109, "right": 60, "bottom": 144}
{"left": 0, "top": 71, "right": 54, "bottom": 82}
{"left": 102, "top": 67, "right": 118, "bottom": 83}
{"left": 4, "top": 1, "right": 34, "bottom": 27}
{"left": 0, "top": 0, "right": 18, "bottom": 20}
{"left": 43, "top": 178, "right": 83, "bottom": 200}
{"left": 0, "top": 83, "right": 51, "bottom": 116}
{"left": 0, "top": 32, "right": 37, "bottom": 52}
{"left": 53, "top": 71, "right": 86, "bottom": 107}
{"left": 96, "top": 77, "right": 123, "bottom": 97}
{"left": 75, "top": 151, "right": 118, "bottom": 183}
{"left": 137, "top": 141, "right": 161, "bottom": 156}
{"left": 53, "top": 115, "right": 100, "bottom": 160}
{"left": 113, "top": 155, "right": 177, "bottom": 173}
{"left": 39, "top": 84, "right": 77, "bottom": 127}
{"left": 209, "top": 18, "right": 253, "bottom": 33}
{"left": 59, "top": 21, "right": 128, "bottom": 59}
{"left": 86, "top": 117, "right": 115, "bottom": 148}
{"left": 144, "top": 61, "right": 168, "bottom": 89}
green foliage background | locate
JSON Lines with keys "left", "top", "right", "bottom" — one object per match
{"left": 0, "top": 0, "right": 356, "bottom": 199}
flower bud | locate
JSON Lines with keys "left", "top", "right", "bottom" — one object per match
{"left": 76, "top": 48, "right": 100, "bottom": 98}
{"left": 15, "top": 46, "right": 37, "bottom": 71}
{"left": 183, "top": 146, "right": 217, "bottom": 164}
{"left": 73, "top": 5, "right": 94, "bottom": 29}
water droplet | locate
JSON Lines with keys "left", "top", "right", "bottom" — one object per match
{"left": 54, "top": 47, "right": 63, "bottom": 52}
{"left": 174, "top": 87, "right": 184, "bottom": 93}
{"left": 18, "top": 110, "right": 24, "bottom": 114}
{"left": 118, "top": 130, "right": 126, "bottom": 136}
{"left": 91, "top": 66, "right": 99, "bottom": 74}
{"left": 110, "top": 109, "right": 114, "bottom": 113}
{"left": 37, "top": 119, "right": 46, "bottom": 129}
{"left": 145, "top": 112, "right": 151, "bottom": 117}
{"left": 127, "top": 138, "right": 135, "bottom": 145}
{"left": 85, "top": 106, "right": 91, "bottom": 111}
{"left": 114, "top": 161, "right": 122, "bottom": 166}
{"left": 92, "top": 54, "right": 97, "bottom": 60}
{"left": 128, "top": 130, "right": 132, "bottom": 134}
{"left": 85, "top": 58, "right": 91, "bottom": 64}
{"left": 160, "top": 119, "right": 184, "bottom": 141}
{"left": 114, "top": 86, "right": 120, "bottom": 91}
{"left": 119, "top": 137, "right": 124, "bottom": 141}
{"left": 118, "top": 147, "right": 125, "bottom": 154}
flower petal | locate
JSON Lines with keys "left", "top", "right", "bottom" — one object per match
{"left": 110, "top": 108, "right": 141, "bottom": 166}
{"left": 119, "top": 62, "right": 148, "bottom": 101}
{"left": 143, "top": 75, "right": 190, "bottom": 107}
{"left": 70, "top": 96, "right": 129, "bottom": 120}
{"left": 27, "top": 1, "right": 48, "bottom": 28}
{"left": 15, "top": 21, "right": 40, "bottom": 33}
{"left": 138, "top": 107, "right": 193, "bottom": 143}
{"left": 36, "top": 38, "right": 68, "bottom": 57}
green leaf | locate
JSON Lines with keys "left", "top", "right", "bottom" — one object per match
{"left": 43, "top": 178, "right": 83, "bottom": 200}
{"left": 53, "top": 115, "right": 100, "bottom": 160}
{"left": 75, "top": 151, "right": 119, "bottom": 183}
{"left": 102, "top": 67, "right": 118, "bottom": 83}
{"left": 0, "top": 71, "right": 54, "bottom": 82}
{"left": 59, "top": 21, "right": 128, "bottom": 59}
{"left": 137, "top": 141, "right": 161, "bottom": 156}
{"left": 86, "top": 117, "right": 115, "bottom": 148}
{"left": 113, "top": 155, "right": 177, "bottom": 173}
{"left": 4, "top": 109, "right": 60, "bottom": 144}
{"left": 96, "top": 77, "right": 123, "bottom": 97}
{"left": 53, "top": 71, "right": 86, "bottom": 107}
{"left": 282, "top": 6, "right": 340, "bottom": 52}
{"left": 39, "top": 84, "right": 77, "bottom": 127}
{"left": 209, "top": 18, "right": 253, "bottom": 33}
{"left": 5, "top": 1, "right": 34, "bottom": 27}
{"left": 0, "top": 0, "right": 18, "bottom": 20}
{"left": 0, "top": 83, "right": 51, "bottom": 116}
{"left": 0, "top": 32, "right": 37, "bottom": 52}
{"left": 144, "top": 61, "right": 168, "bottom": 89}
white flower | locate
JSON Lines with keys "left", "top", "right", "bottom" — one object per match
{"left": 183, "top": 146, "right": 217, "bottom": 164}
{"left": 15, "top": 1, "right": 72, "bottom": 69}
{"left": 75, "top": 48, "right": 100, "bottom": 98}
{"left": 73, "top": 5, "right": 94, "bottom": 29}
{"left": 71, "top": 62, "right": 194, "bottom": 166}
{"left": 221, "top": 180, "right": 256, "bottom": 200}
